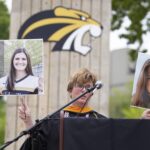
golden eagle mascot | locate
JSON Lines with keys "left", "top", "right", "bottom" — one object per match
{"left": 18, "top": 6, "right": 103, "bottom": 55}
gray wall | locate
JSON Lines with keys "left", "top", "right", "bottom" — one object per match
{"left": 0, "top": 41, "right": 4, "bottom": 77}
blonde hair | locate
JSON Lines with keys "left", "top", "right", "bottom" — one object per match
{"left": 67, "top": 68, "right": 97, "bottom": 92}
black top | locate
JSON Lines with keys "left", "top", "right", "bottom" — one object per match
{"left": 20, "top": 110, "right": 106, "bottom": 150}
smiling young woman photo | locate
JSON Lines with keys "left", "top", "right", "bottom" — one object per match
{"left": 132, "top": 59, "right": 150, "bottom": 108}
{"left": 0, "top": 48, "right": 39, "bottom": 95}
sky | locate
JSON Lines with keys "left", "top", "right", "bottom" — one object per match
{"left": 5, "top": 0, "right": 150, "bottom": 52}
{"left": 110, "top": 16, "right": 150, "bottom": 52}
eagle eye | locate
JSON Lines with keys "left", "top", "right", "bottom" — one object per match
{"left": 80, "top": 16, "right": 86, "bottom": 21}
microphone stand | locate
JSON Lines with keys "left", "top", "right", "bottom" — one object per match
{"left": 0, "top": 85, "right": 99, "bottom": 150}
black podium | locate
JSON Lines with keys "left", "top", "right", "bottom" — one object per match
{"left": 63, "top": 118, "right": 150, "bottom": 150}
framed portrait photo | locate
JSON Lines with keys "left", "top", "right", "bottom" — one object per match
{"left": 0, "top": 39, "right": 44, "bottom": 96}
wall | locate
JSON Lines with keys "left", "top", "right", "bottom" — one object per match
{"left": 6, "top": 0, "right": 111, "bottom": 149}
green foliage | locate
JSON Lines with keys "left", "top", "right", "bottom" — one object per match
{"left": 122, "top": 106, "right": 145, "bottom": 119}
{"left": 0, "top": 0, "right": 10, "bottom": 39}
{"left": 109, "top": 81, "right": 144, "bottom": 118}
{"left": 128, "top": 49, "right": 138, "bottom": 62}
{"left": 112, "top": 0, "right": 150, "bottom": 53}
{"left": 0, "top": 98, "right": 6, "bottom": 146}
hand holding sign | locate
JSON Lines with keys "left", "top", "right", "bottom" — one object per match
{"left": 18, "top": 96, "right": 33, "bottom": 129}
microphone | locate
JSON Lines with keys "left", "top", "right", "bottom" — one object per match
{"left": 91, "top": 81, "right": 103, "bottom": 94}
{"left": 95, "top": 80, "right": 103, "bottom": 89}
{"left": 86, "top": 81, "right": 103, "bottom": 93}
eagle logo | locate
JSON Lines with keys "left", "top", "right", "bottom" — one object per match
{"left": 18, "top": 6, "right": 103, "bottom": 55}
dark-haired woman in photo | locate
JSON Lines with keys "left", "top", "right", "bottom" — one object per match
{"left": 132, "top": 59, "right": 150, "bottom": 108}
{"left": 0, "top": 48, "right": 39, "bottom": 95}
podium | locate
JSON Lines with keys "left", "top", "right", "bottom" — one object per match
{"left": 6, "top": 118, "right": 150, "bottom": 150}
{"left": 63, "top": 118, "right": 150, "bottom": 150}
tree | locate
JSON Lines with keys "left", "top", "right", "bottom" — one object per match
{"left": 112, "top": 0, "right": 150, "bottom": 58}
{"left": 0, "top": 98, "right": 6, "bottom": 146}
{"left": 0, "top": 1, "right": 9, "bottom": 146}
{"left": 0, "top": 0, "right": 10, "bottom": 39}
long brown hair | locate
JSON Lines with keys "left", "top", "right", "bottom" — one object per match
{"left": 7, "top": 48, "right": 33, "bottom": 91}
{"left": 132, "top": 59, "right": 150, "bottom": 107}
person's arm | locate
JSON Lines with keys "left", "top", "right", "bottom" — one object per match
{"left": 19, "top": 97, "right": 49, "bottom": 150}
{"left": 18, "top": 97, "right": 33, "bottom": 129}
{"left": 141, "top": 109, "right": 150, "bottom": 119}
